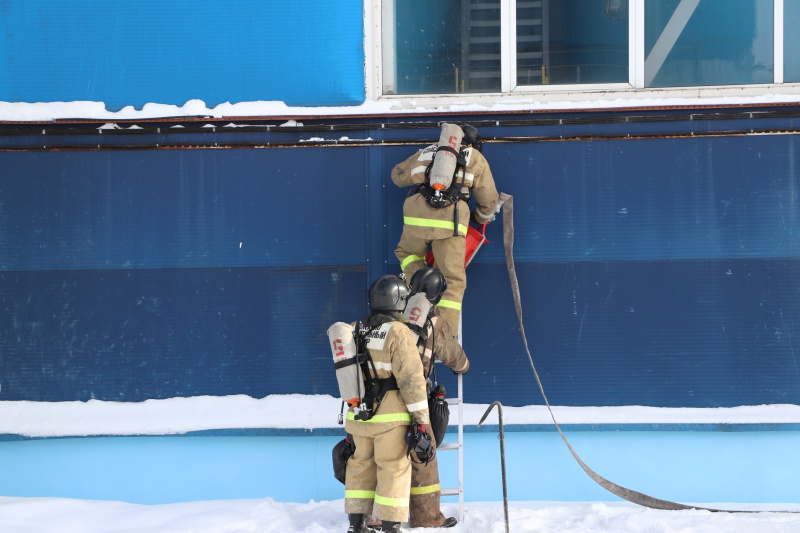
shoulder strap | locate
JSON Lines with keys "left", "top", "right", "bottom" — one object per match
{"left": 355, "top": 315, "right": 403, "bottom": 418}
{"left": 418, "top": 147, "right": 472, "bottom": 215}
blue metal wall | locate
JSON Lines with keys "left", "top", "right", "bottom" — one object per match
{"left": 0, "top": 0, "right": 365, "bottom": 108}
{"left": 1, "top": 109, "right": 800, "bottom": 407}
{"left": 0, "top": 148, "right": 368, "bottom": 401}
{"left": 403, "top": 127, "right": 800, "bottom": 408}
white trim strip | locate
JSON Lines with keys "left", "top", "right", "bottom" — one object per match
{"left": 372, "top": 361, "right": 392, "bottom": 373}
{"left": 406, "top": 400, "right": 428, "bottom": 413}
{"left": 776, "top": 0, "right": 785, "bottom": 84}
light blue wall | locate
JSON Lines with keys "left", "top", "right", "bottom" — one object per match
{"left": 0, "top": 1, "right": 365, "bottom": 109}
{"left": 1, "top": 428, "right": 798, "bottom": 505}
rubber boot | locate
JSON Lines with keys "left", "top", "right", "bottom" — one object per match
{"left": 440, "top": 516, "right": 458, "bottom": 528}
{"left": 347, "top": 513, "right": 366, "bottom": 533}
{"left": 369, "top": 521, "right": 403, "bottom": 533}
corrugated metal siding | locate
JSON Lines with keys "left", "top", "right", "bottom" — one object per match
{"left": 1, "top": 111, "right": 799, "bottom": 407}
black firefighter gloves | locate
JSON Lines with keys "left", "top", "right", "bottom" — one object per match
{"left": 405, "top": 423, "right": 435, "bottom": 465}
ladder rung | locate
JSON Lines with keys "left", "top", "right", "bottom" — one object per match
{"left": 437, "top": 442, "right": 461, "bottom": 451}
{"left": 447, "top": 398, "right": 460, "bottom": 406}
{"left": 440, "top": 488, "right": 461, "bottom": 497}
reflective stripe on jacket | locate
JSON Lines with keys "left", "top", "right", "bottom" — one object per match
{"left": 392, "top": 145, "right": 499, "bottom": 241}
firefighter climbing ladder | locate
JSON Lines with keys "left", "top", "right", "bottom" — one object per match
{"left": 433, "top": 219, "right": 493, "bottom": 523}
{"left": 435, "top": 353, "right": 465, "bottom": 522}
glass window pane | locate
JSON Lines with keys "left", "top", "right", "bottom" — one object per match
{"left": 519, "top": 0, "right": 629, "bottom": 86}
{"left": 384, "top": 0, "right": 500, "bottom": 95}
{"left": 786, "top": 0, "right": 800, "bottom": 82}
{"left": 645, "top": 0, "right": 773, "bottom": 88}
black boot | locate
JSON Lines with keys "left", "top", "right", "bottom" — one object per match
{"left": 369, "top": 521, "right": 403, "bottom": 533}
{"left": 347, "top": 513, "right": 367, "bottom": 533}
{"left": 440, "top": 516, "right": 458, "bottom": 528}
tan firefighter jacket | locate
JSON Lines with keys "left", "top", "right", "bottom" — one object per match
{"left": 391, "top": 144, "right": 500, "bottom": 241}
{"left": 345, "top": 317, "right": 430, "bottom": 437}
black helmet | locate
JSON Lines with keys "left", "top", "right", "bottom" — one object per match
{"left": 409, "top": 267, "right": 447, "bottom": 305}
{"left": 369, "top": 275, "right": 410, "bottom": 312}
{"left": 460, "top": 124, "right": 483, "bottom": 152}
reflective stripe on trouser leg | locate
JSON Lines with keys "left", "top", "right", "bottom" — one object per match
{"left": 409, "top": 431, "right": 446, "bottom": 528}
{"left": 395, "top": 232, "right": 430, "bottom": 280}
{"left": 372, "top": 425, "right": 413, "bottom": 523}
{"left": 345, "top": 434, "right": 377, "bottom": 514}
{"left": 429, "top": 236, "right": 466, "bottom": 335}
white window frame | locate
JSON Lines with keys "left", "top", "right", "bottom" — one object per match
{"left": 510, "top": 0, "right": 639, "bottom": 93}
{"left": 366, "top": 0, "right": 800, "bottom": 109}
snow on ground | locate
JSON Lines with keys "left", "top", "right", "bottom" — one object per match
{"left": 2, "top": 394, "right": 800, "bottom": 438}
{"left": 2, "top": 395, "right": 799, "bottom": 532}
{"left": 1, "top": 497, "right": 799, "bottom": 533}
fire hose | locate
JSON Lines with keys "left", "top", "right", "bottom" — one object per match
{"left": 497, "top": 192, "right": 797, "bottom": 514}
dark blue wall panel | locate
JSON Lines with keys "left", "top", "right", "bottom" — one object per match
{"left": 0, "top": 266, "right": 363, "bottom": 401}
{"left": 2, "top": 114, "right": 800, "bottom": 407}
{"left": 1, "top": 149, "right": 367, "bottom": 270}
{"left": 0, "top": 1, "right": 365, "bottom": 108}
{"left": 384, "top": 129, "right": 800, "bottom": 407}
{"left": 462, "top": 259, "right": 800, "bottom": 407}
{"left": 458, "top": 136, "right": 800, "bottom": 263}
{"left": 0, "top": 147, "right": 371, "bottom": 401}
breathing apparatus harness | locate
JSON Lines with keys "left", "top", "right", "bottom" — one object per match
{"left": 414, "top": 145, "right": 472, "bottom": 237}
{"left": 403, "top": 300, "right": 440, "bottom": 466}
{"left": 404, "top": 323, "right": 438, "bottom": 467}
{"left": 409, "top": 313, "right": 439, "bottom": 386}
{"left": 337, "top": 312, "right": 400, "bottom": 424}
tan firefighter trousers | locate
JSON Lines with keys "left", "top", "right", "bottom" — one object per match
{"left": 345, "top": 425, "right": 412, "bottom": 523}
{"left": 396, "top": 232, "right": 466, "bottom": 338}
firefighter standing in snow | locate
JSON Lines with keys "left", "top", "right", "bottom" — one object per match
{"left": 405, "top": 267, "right": 469, "bottom": 529}
{"left": 392, "top": 123, "right": 499, "bottom": 337}
{"left": 366, "top": 267, "right": 469, "bottom": 530}
{"left": 342, "top": 275, "right": 431, "bottom": 533}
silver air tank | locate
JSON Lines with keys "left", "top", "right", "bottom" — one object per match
{"left": 428, "top": 123, "right": 464, "bottom": 192}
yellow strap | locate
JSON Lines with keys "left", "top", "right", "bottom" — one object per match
{"left": 374, "top": 494, "right": 410, "bottom": 508}
{"left": 437, "top": 299, "right": 462, "bottom": 311}
{"left": 400, "top": 254, "right": 426, "bottom": 271}
{"left": 347, "top": 411, "right": 412, "bottom": 423}
{"left": 403, "top": 216, "right": 467, "bottom": 236}
{"left": 410, "top": 483, "right": 441, "bottom": 495}
{"left": 345, "top": 490, "right": 375, "bottom": 500}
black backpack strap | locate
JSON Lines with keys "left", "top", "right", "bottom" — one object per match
{"left": 433, "top": 145, "right": 467, "bottom": 167}
{"left": 419, "top": 147, "right": 471, "bottom": 223}
{"left": 354, "top": 314, "right": 404, "bottom": 419}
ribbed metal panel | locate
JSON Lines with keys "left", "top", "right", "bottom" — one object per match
{"left": 1, "top": 113, "right": 799, "bottom": 407}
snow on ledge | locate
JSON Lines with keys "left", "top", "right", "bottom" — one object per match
{"left": 1, "top": 91, "right": 800, "bottom": 122}
{"left": 1, "top": 394, "right": 799, "bottom": 438}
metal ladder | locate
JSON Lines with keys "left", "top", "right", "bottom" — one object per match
{"left": 435, "top": 365, "right": 465, "bottom": 522}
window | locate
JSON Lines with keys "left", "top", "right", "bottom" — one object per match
{"left": 518, "top": 0, "right": 629, "bottom": 87}
{"left": 786, "top": 0, "right": 800, "bottom": 82}
{"left": 645, "top": 0, "right": 773, "bottom": 87}
{"left": 378, "top": 0, "right": 798, "bottom": 98}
